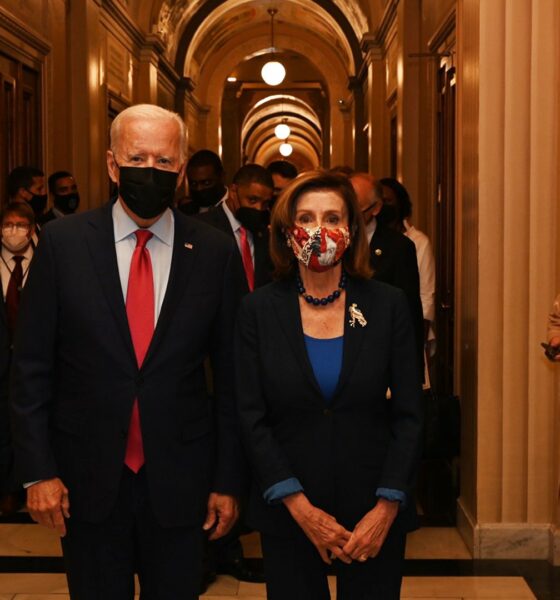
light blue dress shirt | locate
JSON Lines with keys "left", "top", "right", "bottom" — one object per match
{"left": 112, "top": 199, "right": 174, "bottom": 323}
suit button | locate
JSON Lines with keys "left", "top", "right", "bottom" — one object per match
{"left": 323, "top": 408, "right": 333, "bottom": 417}
{"left": 135, "top": 375, "right": 144, "bottom": 386}
{"left": 374, "top": 248, "right": 382, "bottom": 256}
{"left": 120, "top": 429, "right": 127, "bottom": 439}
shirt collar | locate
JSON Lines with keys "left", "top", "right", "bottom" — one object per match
{"left": 112, "top": 199, "right": 174, "bottom": 246}
{"left": 220, "top": 197, "right": 242, "bottom": 234}
{"left": 365, "top": 216, "right": 377, "bottom": 237}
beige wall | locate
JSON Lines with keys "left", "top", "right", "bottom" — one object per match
{"left": 457, "top": 0, "right": 560, "bottom": 561}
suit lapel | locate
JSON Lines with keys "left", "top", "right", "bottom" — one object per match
{"left": 332, "top": 278, "right": 371, "bottom": 402}
{"left": 271, "top": 279, "right": 324, "bottom": 401}
{"left": 85, "top": 203, "right": 136, "bottom": 365}
{"left": 142, "top": 212, "right": 197, "bottom": 367}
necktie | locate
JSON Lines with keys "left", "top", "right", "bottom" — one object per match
{"left": 5, "top": 256, "right": 24, "bottom": 338}
{"left": 239, "top": 226, "right": 254, "bottom": 292}
{"left": 124, "top": 230, "right": 154, "bottom": 473}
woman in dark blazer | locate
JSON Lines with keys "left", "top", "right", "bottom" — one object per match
{"left": 235, "top": 170, "right": 423, "bottom": 599}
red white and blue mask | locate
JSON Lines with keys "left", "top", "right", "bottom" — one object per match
{"left": 287, "top": 225, "right": 351, "bottom": 272}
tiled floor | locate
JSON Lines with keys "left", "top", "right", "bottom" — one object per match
{"left": 0, "top": 523, "right": 547, "bottom": 599}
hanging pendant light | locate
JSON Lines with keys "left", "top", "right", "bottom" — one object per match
{"left": 261, "top": 9, "right": 286, "bottom": 86}
{"left": 279, "top": 142, "right": 293, "bottom": 157}
{"left": 274, "top": 119, "right": 291, "bottom": 140}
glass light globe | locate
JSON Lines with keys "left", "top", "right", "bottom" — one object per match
{"left": 274, "top": 123, "right": 291, "bottom": 140}
{"left": 279, "top": 142, "right": 293, "bottom": 157}
{"left": 261, "top": 61, "right": 286, "bottom": 86}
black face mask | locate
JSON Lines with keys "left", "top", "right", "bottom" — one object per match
{"left": 235, "top": 207, "right": 270, "bottom": 234}
{"left": 190, "top": 184, "right": 226, "bottom": 208}
{"left": 54, "top": 192, "right": 80, "bottom": 214}
{"left": 118, "top": 166, "right": 178, "bottom": 220}
{"left": 28, "top": 193, "right": 47, "bottom": 215}
{"left": 376, "top": 203, "right": 399, "bottom": 228}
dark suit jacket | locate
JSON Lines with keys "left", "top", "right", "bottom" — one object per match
{"left": 370, "top": 224, "right": 425, "bottom": 375}
{"left": 10, "top": 203, "right": 244, "bottom": 527}
{"left": 235, "top": 277, "right": 423, "bottom": 538}
{"left": 37, "top": 208, "right": 57, "bottom": 227}
{"left": 195, "top": 204, "right": 273, "bottom": 292}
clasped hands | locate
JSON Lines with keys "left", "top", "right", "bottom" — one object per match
{"left": 284, "top": 492, "right": 398, "bottom": 565}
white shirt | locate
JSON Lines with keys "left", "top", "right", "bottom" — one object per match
{"left": 112, "top": 199, "right": 174, "bottom": 324}
{"left": 404, "top": 219, "right": 436, "bottom": 339}
{"left": 1, "top": 243, "right": 34, "bottom": 300}
{"left": 220, "top": 199, "right": 255, "bottom": 266}
{"left": 365, "top": 216, "right": 377, "bottom": 244}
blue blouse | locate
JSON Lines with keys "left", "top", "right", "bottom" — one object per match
{"left": 303, "top": 334, "right": 343, "bottom": 403}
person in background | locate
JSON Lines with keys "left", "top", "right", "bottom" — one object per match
{"left": 40, "top": 171, "right": 80, "bottom": 226}
{"left": 267, "top": 160, "right": 298, "bottom": 203}
{"left": 0, "top": 201, "right": 35, "bottom": 515}
{"left": 379, "top": 177, "right": 436, "bottom": 360}
{"left": 350, "top": 173, "right": 425, "bottom": 379}
{"left": 181, "top": 150, "right": 228, "bottom": 216}
{"left": 236, "top": 170, "right": 423, "bottom": 599}
{"left": 7, "top": 166, "right": 47, "bottom": 232}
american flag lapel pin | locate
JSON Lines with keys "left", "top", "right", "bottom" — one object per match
{"left": 184, "top": 242, "right": 193, "bottom": 250}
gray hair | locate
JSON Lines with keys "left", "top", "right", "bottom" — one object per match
{"left": 110, "top": 104, "right": 187, "bottom": 164}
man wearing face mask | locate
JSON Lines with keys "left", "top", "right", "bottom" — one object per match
{"left": 39, "top": 171, "right": 81, "bottom": 226}
{"left": 0, "top": 201, "right": 35, "bottom": 515}
{"left": 11, "top": 104, "right": 243, "bottom": 600}
{"left": 350, "top": 173, "right": 424, "bottom": 379}
{"left": 197, "top": 163, "right": 274, "bottom": 293}
{"left": 7, "top": 166, "right": 47, "bottom": 236}
{"left": 181, "top": 149, "right": 228, "bottom": 216}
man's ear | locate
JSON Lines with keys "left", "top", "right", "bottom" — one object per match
{"left": 371, "top": 199, "right": 383, "bottom": 217}
{"left": 228, "top": 184, "right": 240, "bottom": 211}
{"left": 107, "top": 150, "right": 119, "bottom": 184}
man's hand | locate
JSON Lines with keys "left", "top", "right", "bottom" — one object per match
{"left": 203, "top": 492, "right": 239, "bottom": 540}
{"left": 343, "top": 498, "right": 398, "bottom": 562}
{"left": 283, "top": 492, "right": 352, "bottom": 565}
{"left": 27, "top": 478, "right": 70, "bottom": 537}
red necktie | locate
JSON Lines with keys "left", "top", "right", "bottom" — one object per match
{"left": 124, "top": 230, "right": 154, "bottom": 473}
{"left": 5, "top": 255, "right": 24, "bottom": 339}
{"left": 239, "top": 226, "right": 254, "bottom": 292}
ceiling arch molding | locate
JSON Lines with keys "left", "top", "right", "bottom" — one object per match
{"left": 255, "top": 136, "right": 320, "bottom": 171}
{"left": 242, "top": 112, "right": 322, "bottom": 153}
{"left": 172, "top": 0, "right": 364, "bottom": 77}
{"left": 245, "top": 124, "right": 323, "bottom": 164}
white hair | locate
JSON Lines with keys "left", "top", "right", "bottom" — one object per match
{"left": 110, "top": 104, "right": 187, "bottom": 163}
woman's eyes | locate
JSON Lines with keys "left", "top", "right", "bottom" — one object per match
{"left": 297, "top": 214, "right": 340, "bottom": 225}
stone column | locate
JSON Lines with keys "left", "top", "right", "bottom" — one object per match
{"left": 456, "top": 0, "right": 560, "bottom": 561}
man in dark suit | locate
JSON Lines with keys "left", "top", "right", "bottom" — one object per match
{"left": 10, "top": 104, "right": 242, "bottom": 600}
{"left": 197, "top": 163, "right": 274, "bottom": 293}
{"left": 0, "top": 201, "right": 35, "bottom": 514}
{"left": 351, "top": 172, "right": 425, "bottom": 375}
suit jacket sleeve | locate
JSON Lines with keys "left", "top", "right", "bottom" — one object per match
{"left": 395, "top": 238, "right": 425, "bottom": 376}
{"left": 209, "top": 242, "right": 246, "bottom": 496}
{"left": 378, "top": 289, "right": 424, "bottom": 494}
{"left": 235, "top": 296, "right": 297, "bottom": 492}
{"left": 10, "top": 227, "right": 59, "bottom": 484}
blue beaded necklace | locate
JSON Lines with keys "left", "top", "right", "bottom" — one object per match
{"left": 296, "top": 271, "right": 347, "bottom": 306}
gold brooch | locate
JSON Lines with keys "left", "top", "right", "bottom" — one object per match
{"left": 374, "top": 248, "right": 382, "bottom": 256}
{"left": 348, "top": 303, "right": 367, "bottom": 328}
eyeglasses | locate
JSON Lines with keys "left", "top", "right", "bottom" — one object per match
{"left": 2, "top": 224, "right": 31, "bottom": 233}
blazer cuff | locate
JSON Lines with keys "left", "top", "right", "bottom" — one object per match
{"left": 376, "top": 487, "right": 407, "bottom": 509}
{"left": 263, "top": 477, "right": 304, "bottom": 505}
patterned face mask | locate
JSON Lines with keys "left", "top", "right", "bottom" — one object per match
{"left": 286, "top": 225, "right": 351, "bottom": 272}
